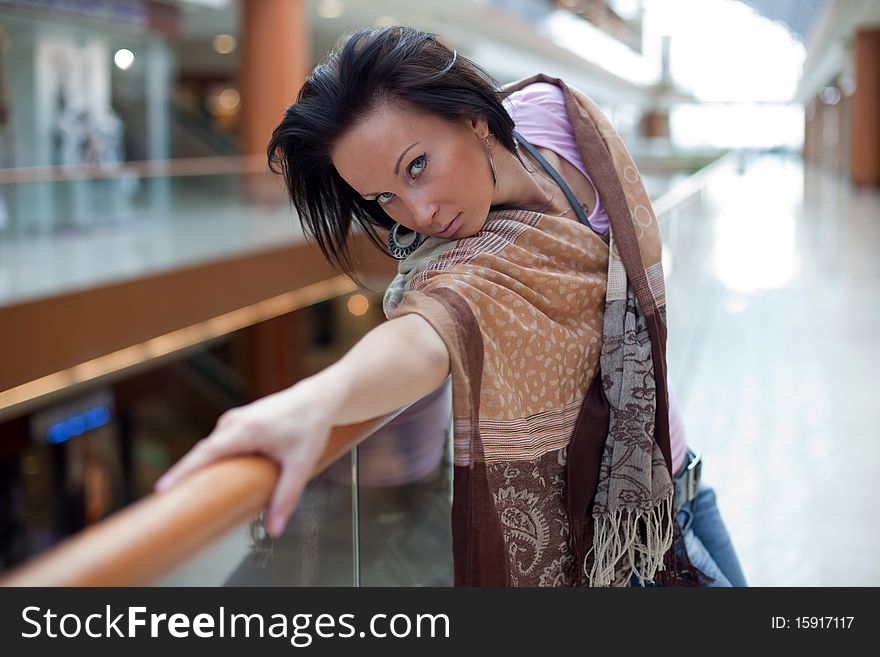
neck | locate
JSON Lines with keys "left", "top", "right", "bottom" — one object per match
{"left": 490, "top": 138, "right": 556, "bottom": 211}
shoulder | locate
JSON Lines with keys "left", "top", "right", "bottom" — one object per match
{"left": 506, "top": 81, "right": 566, "bottom": 104}
{"left": 503, "top": 81, "right": 568, "bottom": 125}
{"left": 505, "top": 81, "right": 566, "bottom": 109}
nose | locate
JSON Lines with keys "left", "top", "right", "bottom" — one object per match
{"left": 409, "top": 196, "right": 439, "bottom": 230}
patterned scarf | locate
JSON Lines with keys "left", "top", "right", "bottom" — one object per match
{"left": 384, "top": 75, "right": 699, "bottom": 586}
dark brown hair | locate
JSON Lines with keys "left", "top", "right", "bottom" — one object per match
{"left": 267, "top": 26, "right": 516, "bottom": 281}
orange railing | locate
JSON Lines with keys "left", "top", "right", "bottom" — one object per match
{"left": 0, "top": 411, "right": 402, "bottom": 586}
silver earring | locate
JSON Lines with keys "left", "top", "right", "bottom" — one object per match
{"left": 388, "top": 223, "right": 424, "bottom": 260}
{"left": 483, "top": 135, "right": 497, "bottom": 187}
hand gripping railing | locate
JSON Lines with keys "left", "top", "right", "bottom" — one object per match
{"left": 0, "top": 411, "right": 403, "bottom": 587}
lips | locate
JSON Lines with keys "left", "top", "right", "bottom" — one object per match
{"left": 436, "top": 213, "right": 461, "bottom": 239}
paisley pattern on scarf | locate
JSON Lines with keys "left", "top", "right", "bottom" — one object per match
{"left": 489, "top": 451, "right": 572, "bottom": 586}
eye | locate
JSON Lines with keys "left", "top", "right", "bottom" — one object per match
{"left": 408, "top": 155, "right": 427, "bottom": 178}
{"left": 376, "top": 192, "right": 395, "bottom": 206}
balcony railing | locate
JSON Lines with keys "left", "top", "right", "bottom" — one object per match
{"left": 0, "top": 411, "right": 405, "bottom": 586}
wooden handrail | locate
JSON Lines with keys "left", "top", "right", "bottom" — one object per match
{"left": 0, "top": 410, "right": 403, "bottom": 586}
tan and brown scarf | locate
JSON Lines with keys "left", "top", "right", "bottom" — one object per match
{"left": 384, "top": 75, "right": 699, "bottom": 586}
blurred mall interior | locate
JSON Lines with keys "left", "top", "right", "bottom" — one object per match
{"left": 0, "top": 0, "right": 878, "bottom": 586}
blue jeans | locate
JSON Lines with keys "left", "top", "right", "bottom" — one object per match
{"left": 629, "top": 482, "right": 747, "bottom": 587}
{"left": 677, "top": 483, "right": 747, "bottom": 587}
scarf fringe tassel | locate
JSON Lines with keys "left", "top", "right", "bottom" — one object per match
{"left": 584, "top": 494, "right": 674, "bottom": 587}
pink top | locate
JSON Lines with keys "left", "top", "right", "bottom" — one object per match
{"left": 503, "top": 82, "right": 610, "bottom": 236}
{"left": 504, "top": 82, "right": 687, "bottom": 474}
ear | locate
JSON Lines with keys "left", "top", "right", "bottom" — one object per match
{"left": 470, "top": 114, "right": 490, "bottom": 140}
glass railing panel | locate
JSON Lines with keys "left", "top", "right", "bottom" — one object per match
{"left": 224, "top": 462, "right": 356, "bottom": 587}
{"left": 0, "top": 160, "right": 283, "bottom": 241}
{"left": 0, "top": 166, "right": 296, "bottom": 307}
{"left": 353, "top": 380, "right": 454, "bottom": 587}
{"left": 157, "top": 451, "right": 355, "bottom": 587}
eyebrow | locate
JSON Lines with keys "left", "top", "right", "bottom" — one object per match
{"left": 362, "top": 141, "right": 420, "bottom": 197}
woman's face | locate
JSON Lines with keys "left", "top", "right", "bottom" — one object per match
{"left": 331, "top": 101, "right": 495, "bottom": 240}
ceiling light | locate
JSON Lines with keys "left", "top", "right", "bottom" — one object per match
{"left": 218, "top": 88, "right": 240, "bottom": 111}
{"left": 114, "top": 49, "right": 134, "bottom": 70}
{"left": 318, "top": 0, "right": 345, "bottom": 19}
{"left": 347, "top": 294, "right": 369, "bottom": 316}
{"left": 820, "top": 86, "right": 840, "bottom": 106}
{"left": 213, "top": 34, "right": 237, "bottom": 55}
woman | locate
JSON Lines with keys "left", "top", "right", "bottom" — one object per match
{"left": 157, "top": 26, "right": 745, "bottom": 587}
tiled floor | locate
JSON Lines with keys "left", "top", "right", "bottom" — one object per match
{"left": 662, "top": 152, "right": 880, "bottom": 586}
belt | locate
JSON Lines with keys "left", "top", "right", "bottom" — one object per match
{"left": 673, "top": 448, "right": 702, "bottom": 514}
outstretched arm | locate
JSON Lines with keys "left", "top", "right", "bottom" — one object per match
{"left": 155, "top": 313, "right": 449, "bottom": 536}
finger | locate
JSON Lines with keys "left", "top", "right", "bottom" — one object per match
{"left": 266, "top": 462, "right": 308, "bottom": 537}
{"left": 155, "top": 437, "right": 227, "bottom": 492}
